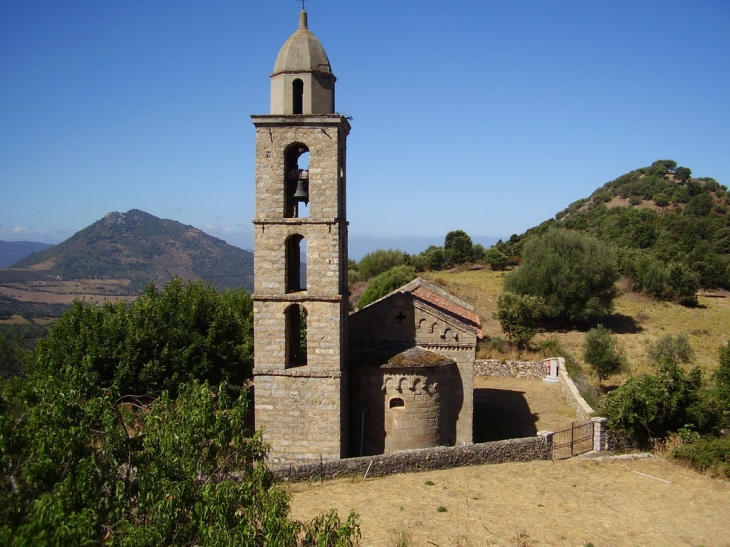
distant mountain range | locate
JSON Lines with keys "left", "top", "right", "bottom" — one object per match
{"left": 10, "top": 210, "right": 254, "bottom": 293}
{"left": 0, "top": 241, "right": 54, "bottom": 269}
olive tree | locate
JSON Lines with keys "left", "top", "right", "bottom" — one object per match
{"left": 582, "top": 324, "right": 627, "bottom": 387}
{"left": 504, "top": 228, "right": 619, "bottom": 323}
{"left": 492, "top": 292, "right": 544, "bottom": 347}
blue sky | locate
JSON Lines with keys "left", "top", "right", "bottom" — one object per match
{"left": 2, "top": 0, "right": 729, "bottom": 257}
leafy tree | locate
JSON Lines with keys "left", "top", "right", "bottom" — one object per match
{"left": 485, "top": 248, "right": 509, "bottom": 271}
{"left": 504, "top": 229, "right": 619, "bottom": 323}
{"left": 356, "top": 265, "right": 417, "bottom": 309}
{"left": 582, "top": 325, "right": 627, "bottom": 387}
{"left": 0, "top": 375, "right": 360, "bottom": 545}
{"left": 443, "top": 230, "right": 473, "bottom": 265}
{"left": 492, "top": 292, "right": 544, "bottom": 347}
{"left": 601, "top": 361, "right": 709, "bottom": 445}
{"left": 0, "top": 337, "right": 26, "bottom": 378}
{"left": 667, "top": 263, "right": 699, "bottom": 306}
{"left": 423, "top": 246, "right": 446, "bottom": 271}
{"left": 472, "top": 243, "right": 487, "bottom": 263}
{"left": 652, "top": 159, "right": 678, "bottom": 172}
{"left": 647, "top": 333, "right": 695, "bottom": 368}
{"left": 685, "top": 192, "right": 713, "bottom": 217}
{"left": 674, "top": 166, "right": 692, "bottom": 183}
{"left": 32, "top": 278, "right": 254, "bottom": 398}
{"left": 356, "top": 249, "right": 409, "bottom": 280}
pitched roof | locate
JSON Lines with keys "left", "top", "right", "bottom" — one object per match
{"left": 356, "top": 277, "right": 483, "bottom": 338}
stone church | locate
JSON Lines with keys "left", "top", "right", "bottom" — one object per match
{"left": 251, "top": 10, "right": 481, "bottom": 464}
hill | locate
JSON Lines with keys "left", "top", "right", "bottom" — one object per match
{"left": 0, "top": 241, "right": 54, "bottom": 268}
{"left": 494, "top": 160, "right": 729, "bottom": 302}
{"left": 11, "top": 209, "right": 254, "bottom": 293}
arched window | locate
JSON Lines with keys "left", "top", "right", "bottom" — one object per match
{"left": 292, "top": 79, "right": 304, "bottom": 114}
{"left": 285, "top": 234, "right": 306, "bottom": 292}
{"left": 389, "top": 398, "right": 404, "bottom": 409}
{"left": 286, "top": 304, "right": 307, "bottom": 367}
{"left": 284, "top": 144, "right": 310, "bottom": 218}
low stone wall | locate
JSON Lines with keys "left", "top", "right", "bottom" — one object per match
{"left": 556, "top": 358, "right": 595, "bottom": 423}
{"left": 474, "top": 359, "right": 544, "bottom": 378}
{"left": 270, "top": 436, "right": 550, "bottom": 483}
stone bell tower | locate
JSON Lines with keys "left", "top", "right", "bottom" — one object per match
{"left": 251, "top": 10, "right": 350, "bottom": 464}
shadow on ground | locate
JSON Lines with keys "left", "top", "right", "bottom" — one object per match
{"left": 473, "top": 388, "right": 538, "bottom": 442}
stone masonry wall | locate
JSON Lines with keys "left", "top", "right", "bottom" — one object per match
{"left": 254, "top": 372, "right": 344, "bottom": 464}
{"left": 270, "top": 436, "right": 550, "bottom": 483}
{"left": 474, "top": 359, "right": 544, "bottom": 378}
{"left": 252, "top": 116, "right": 350, "bottom": 465}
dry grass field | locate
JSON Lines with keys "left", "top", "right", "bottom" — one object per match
{"left": 422, "top": 269, "right": 730, "bottom": 380}
{"left": 0, "top": 279, "right": 135, "bottom": 305}
{"left": 289, "top": 456, "right": 730, "bottom": 547}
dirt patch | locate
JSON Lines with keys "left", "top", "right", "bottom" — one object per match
{"left": 289, "top": 457, "right": 730, "bottom": 547}
{"left": 474, "top": 376, "right": 577, "bottom": 443}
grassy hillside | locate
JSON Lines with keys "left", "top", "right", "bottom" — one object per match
{"left": 494, "top": 160, "right": 729, "bottom": 304}
{"left": 423, "top": 269, "right": 730, "bottom": 383}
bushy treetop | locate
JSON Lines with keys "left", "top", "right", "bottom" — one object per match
{"left": 32, "top": 277, "right": 254, "bottom": 398}
{"left": 504, "top": 228, "right": 619, "bottom": 323}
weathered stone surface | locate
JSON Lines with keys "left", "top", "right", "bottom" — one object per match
{"left": 474, "top": 359, "right": 544, "bottom": 378}
{"left": 252, "top": 114, "right": 350, "bottom": 464}
{"left": 269, "top": 436, "right": 550, "bottom": 483}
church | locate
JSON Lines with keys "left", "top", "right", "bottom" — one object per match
{"left": 251, "top": 10, "right": 481, "bottom": 464}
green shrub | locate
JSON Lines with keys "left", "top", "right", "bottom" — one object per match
{"left": 356, "top": 266, "right": 417, "bottom": 309}
{"left": 493, "top": 292, "right": 544, "bottom": 347}
{"left": 357, "top": 249, "right": 409, "bottom": 280}
{"left": 504, "top": 229, "right": 619, "bottom": 323}
{"left": 670, "top": 436, "right": 730, "bottom": 478}
{"left": 582, "top": 325, "right": 628, "bottom": 386}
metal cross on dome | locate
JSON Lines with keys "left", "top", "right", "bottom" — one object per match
{"left": 297, "top": 0, "right": 306, "bottom": 9}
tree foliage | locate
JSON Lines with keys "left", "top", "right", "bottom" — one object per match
{"left": 492, "top": 292, "right": 544, "bottom": 347}
{"left": 443, "top": 230, "right": 474, "bottom": 266}
{"left": 504, "top": 229, "right": 619, "bottom": 323}
{"left": 601, "top": 333, "right": 727, "bottom": 445}
{"left": 356, "top": 266, "right": 417, "bottom": 309}
{"left": 539, "top": 160, "right": 730, "bottom": 303}
{"left": 0, "top": 376, "right": 360, "bottom": 545}
{"left": 647, "top": 333, "right": 695, "bottom": 368}
{"left": 356, "top": 249, "right": 410, "bottom": 281}
{"left": 600, "top": 361, "right": 710, "bottom": 445}
{"left": 582, "top": 324, "right": 628, "bottom": 385}
{"left": 0, "top": 278, "right": 361, "bottom": 545}
{"left": 32, "top": 278, "right": 254, "bottom": 398}
{"left": 485, "top": 248, "right": 509, "bottom": 271}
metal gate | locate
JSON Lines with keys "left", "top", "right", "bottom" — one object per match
{"left": 552, "top": 421, "right": 594, "bottom": 459}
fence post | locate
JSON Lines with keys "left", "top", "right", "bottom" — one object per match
{"left": 591, "top": 417, "right": 608, "bottom": 452}
{"left": 537, "top": 431, "right": 554, "bottom": 460}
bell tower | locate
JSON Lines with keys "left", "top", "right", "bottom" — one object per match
{"left": 251, "top": 10, "right": 350, "bottom": 463}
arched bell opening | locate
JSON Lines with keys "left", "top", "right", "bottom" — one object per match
{"left": 285, "top": 234, "right": 307, "bottom": 293}
{"left": 292, "top": 78, "right": 304, "bottom": 115}
{"left": 285, "top": 304, "right": 308, "bottom": 368}
{"left": 284, "top": 143, "right": 310, "bottom": 218}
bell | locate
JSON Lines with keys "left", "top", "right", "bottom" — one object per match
{"left": 292, "top": 179, "right": 309, "bottom": 204}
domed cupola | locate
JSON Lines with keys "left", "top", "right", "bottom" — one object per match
{"left": 270, "top": 10, "right": 336, "bottom": 115}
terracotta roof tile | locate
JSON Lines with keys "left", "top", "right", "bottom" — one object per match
{"left": 409, "top": 286, "right": 482, "bottom": 335}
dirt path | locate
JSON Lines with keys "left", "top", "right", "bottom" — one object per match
{"left": 289, "top": 456, "right": 730, "bottom": 547}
